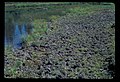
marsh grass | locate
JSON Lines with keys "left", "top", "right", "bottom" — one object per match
{"left": 67, "top": 3, "right": 115, "bottom": 16}
{"left": 25, "top": 19, "right": 47, "bottom": 45}
{"left": 5, "top": 2, "right": 115, "bottom": 78}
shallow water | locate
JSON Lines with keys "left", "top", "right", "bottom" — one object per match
{"left": 5, "top": 3, "right": 78, "bottom": 48}
{"left": 5, "top": 11, "right": 33, "bottom": 48}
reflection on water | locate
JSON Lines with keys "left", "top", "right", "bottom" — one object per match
{"left": 5, "top": 11, "right": 33, "bottom": 48}
{"left": 21, "top": 24, "right": 28, "bottom": 37}
{"left": 5, "top": 3, "right": 72, "bottom": 48}
{"left": 13, "top": 24, "right": 29, "bottom": 48}
{"left": 5, "top": 22, "right": 33, "bottom": 48}
{"left": 13, "top": 24, "right": 21, "bottom": 48}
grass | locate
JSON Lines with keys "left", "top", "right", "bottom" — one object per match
{"left": 25, "top": 19, "right": 47, "bottom": 45}
{"left": 67, "top": 3, "right": 115, "bottom": 16}
{"left": 5, "top": 2, "right": 115, "bottom": 78}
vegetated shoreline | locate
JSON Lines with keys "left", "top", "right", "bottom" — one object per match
{"left": 4, "top": 4, "right": 115, "bottom": 79}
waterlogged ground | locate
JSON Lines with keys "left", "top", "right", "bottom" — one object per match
{"left": 4, "top": 3, "right": 115, "bottom": 79}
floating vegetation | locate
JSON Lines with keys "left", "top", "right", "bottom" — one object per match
{"left": 5, "top": 2, "right": 115, "bottom": 79}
